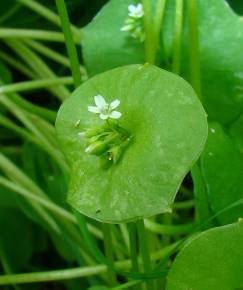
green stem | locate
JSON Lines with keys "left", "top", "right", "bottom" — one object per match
{"left": 0, "top": 77, "right": 73, "bottom": 94}
{"left": 143, "top": 0, "right": 166, "bottom": 64}
{"left": 0, "top": 176, "right": 76, "bottom": 224}
{"left": 172, "top": 0, "right": 183, "bottom": 74}
{"left": 5, "top": 39, "right": 70, "bottom": 100}
{"left": 142, "top": 0, "right": 154, "bottom": 63}
{"left": 144, "top": 219, "right": 195, "bottom": 235}
{"left": 0, "top": 95, "right": 69, "bottom": 173}
{"left": 102, "top": 224, "right": 117, "bottom": 286}
{"left": 136, "top": 219, "right": 155, "bottom": 290}
{"left": 17, "top": 0, "right": 80, "bottom": 40}
{"left": 128, "top": 223, "right": 140, "bottom": 290}
{"left": 25, "top": 40, "right": 88, "bottom": 77}
{"left": 0, "top": 3, "right": 21, "bottom": 24}
{"left": 0, "top": 241, "right": 179, "bottom": 285}
{"left": 128, "top": 223, "right": 139, "bottom": 272}
{"left": 111, "top": 280, "right": 143, "bottom": 290}
{"left": 0, "top": 246, "right": 21, "bottom": 290}
{"left": 187, "top": 0, "right": 202, "bottom": 99}
{"left": 7, "top": 93, "right": 56, "bottom": 123}
{"left": 153, "top": 0, "right": 167, "bottom": 64}
{"left": 0, "top": 51, "right": 36, "bottom": 78}
{"left": 0, "top": 28, "right": 67, "bottom": 42}
{"left": 173, "top": 199, "right": 195, "bottom": 209}
{"left": 55, "top": 0, "right": 82, "bottom": 88}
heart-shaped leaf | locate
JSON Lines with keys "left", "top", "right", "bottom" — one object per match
{"left": 166, "top": 220, "right": 243, "bottom": 290}
{"left": 56, "top": 64, "right": 207, "bottom": 223}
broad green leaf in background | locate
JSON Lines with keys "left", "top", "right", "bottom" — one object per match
{"left": 163, "top": 0, "right": 243, "bottom": 124}
{"left": 200, "top": 122, "right": 243, "bottom": 225}
{"left": 166, "top": 220, "right": 243, "bottom": 290}
{"left": 83, "top": 0, "right": 243, "bottom": 124}
{"left": 0, "top": 207, "right": 34, "bottom": 272}
{"left": 175, "top": 0, "right": 243, "bottom": 125}
{"left": 82, "top": 0, "right": 145, "bottom": 75}
{"left": 56, "top": 64, "right": 207, "bottom": 223}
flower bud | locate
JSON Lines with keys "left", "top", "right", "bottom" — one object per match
{"left": 85, "top": 141, "right": 108, "bottom": 156}
{"left": 108, "top": 146, "right": 122, "bottom": 164}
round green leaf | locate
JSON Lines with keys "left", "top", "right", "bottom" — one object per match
{"left": 56, "top": 64, "right": 207, "bottom": 223}
{"left": 166, "top": 220, "right": 243, "bottom": 290}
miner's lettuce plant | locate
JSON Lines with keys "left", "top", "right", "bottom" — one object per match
{"left": 0, "top": 0, "right": 243, "bottom": 290}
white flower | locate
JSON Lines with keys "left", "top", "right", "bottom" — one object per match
{"left": 88, "top": 95, "right": 122, "bottom": 120}
{"left": 128, "top": 3, "right": 144, "bottom": 18}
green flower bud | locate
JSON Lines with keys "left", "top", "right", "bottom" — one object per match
{"left": 79, "top": 127, "right": 104, "bottom": 138}
{"left": 108, "top": 146, "right": 122, "bottom": 164}
{"left": 85, "top": 141, "right": 108, "bottom": 156}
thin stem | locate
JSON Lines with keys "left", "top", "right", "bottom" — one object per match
{"left": 144, "top": 219, "right": 195, "bottom": 235}
{"left": 25, "top": 39, "right": 70, "bottom": 67}
{"left": 136, "top": 219, "right": 155, "bottom": 290}
{"left": 0, "top": 176, "right": 76, "bottom": 224}
{"left": 111, "top": 280, "right": 143, "bottom": 290}
{"left": 173, "top": 199, "right": 195, "bottom": 209}
{"left": 0, "top": 77, "right": 73, "bottom": 94}
{"left": 17, "top": 0, "right": 80, "bottom": 40}
{"left": 7, "top": 93, "right": 56, "bottom": 123}
{"left": 172, "top": 0, "right": 183, "bottom": 74}
{"left": 0, "top": 241, "right": 180, "bottom": 285}
{"left": 0, "top": 28, "right": 67, "bottom": 42}
{"left": 5, "top": 39, "right": 70, "bottom": 100}
{"left": 128, "top": 223, "right": 140, "bottom": 290}
{"left": 102, "top": 224, "right": 117, "bottom": 286}
{"left": 55, "top": 0, "right": 82, "bottom": 88}
{"left": 0, "top": 51, "right": 36, "bottom": 78}
{"left": 142, "top": 0, "right": 154, "bottom": 63}
{"left": 0, "top": 246, "right": 21, "bottom": 290}
{"left": 153, "top": 0, "right": 167, "bottom": 64}
{"left": 143, "top": 0, "right": 166, "bottom": 64}
{"left": 0, "top": 3, "right": 21, "bottom": 24}
{"left": 128, "top": 223, "right": 139, "bottom": 272}
{"left": 0, "top": 95, "right": 69, "bottom": 173}
{"left": 187, "top": 0, "right": 202, "bottom": 99}
{"left": 26, "top": 40, "right": 88, "bottom": 77}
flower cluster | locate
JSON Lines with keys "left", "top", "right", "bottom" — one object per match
{"left": 78, "top": 95, "right": 131, "bottom": 169}
{"left": 121, "top": 3, "right": 145, "bottom": 42}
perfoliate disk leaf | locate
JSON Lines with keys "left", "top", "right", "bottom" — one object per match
{"left": 56, "top": 64, "right": 207, "bottom": 223}
{"left": 166, "top": 220, "right": 243, "bottom": 290}
{"left": 200, "top": 122, "right": 243, "bottom": 224}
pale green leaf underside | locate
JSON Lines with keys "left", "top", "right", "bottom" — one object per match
{"left": 56, "top": 64, "right": 207, "bottom": 223}
{"left": 166, "top": 220, "right": 243, "bottom": 290}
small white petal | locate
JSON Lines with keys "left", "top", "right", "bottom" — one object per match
{"left": 110, "top": 99, "right": 120, "bottom": 109}
{"left": 100, "top": 113, "right": 109, "bottom": 120}
{"left": 94, "top": 95, "right": 107, "bottom": 109}
{"left": 88, "top": 106, "right": 100, "bottom": 113}
{"left": 128, "top": 4, "right": 136, "bottom": 13}
{"left": 109, "top": 111, "right": 122, "bottom": 119}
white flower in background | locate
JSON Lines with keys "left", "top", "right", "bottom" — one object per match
{"left": 88, "top": 95, "right": 122, "bottom": 120}
{"left": 128, "top": 3, "right": 144, "bottom": 18}
{"left": 121, "top": 3, "right": 145, "bottom": 42}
